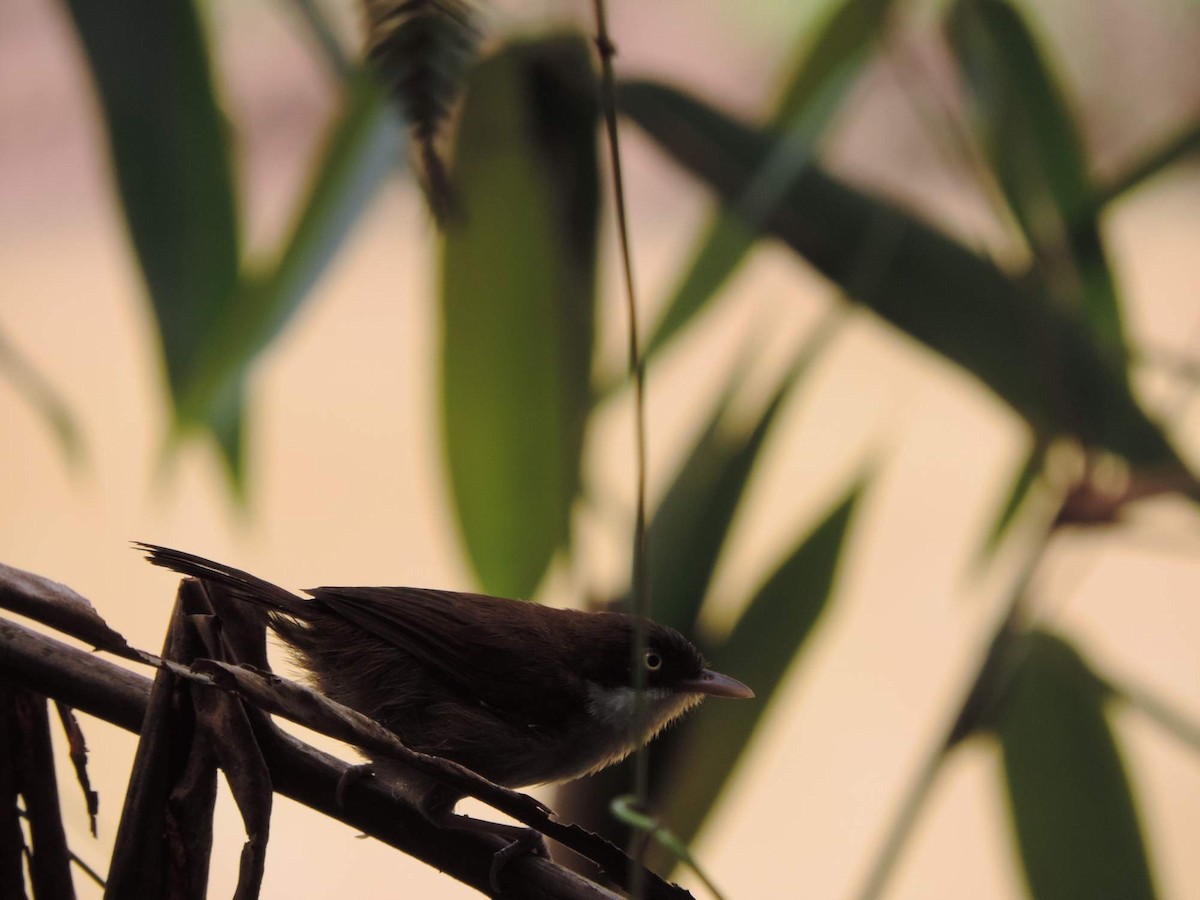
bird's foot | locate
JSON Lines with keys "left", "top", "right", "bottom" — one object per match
{"left": 437, "top": 814, "right": 549, "bottom": 895}
{"left": 335, "top": 763, "right": 375, "bottom": 807}
{"left": 488, "top": 826, "right": 550, "bottom": 894}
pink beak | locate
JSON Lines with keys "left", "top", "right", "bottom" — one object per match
{"left": 676, "top": 669, "right": 755, "bottom": 699}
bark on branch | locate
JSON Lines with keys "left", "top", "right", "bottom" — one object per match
{"left": 0, "top": 561, "right": 695, "bottom": 899}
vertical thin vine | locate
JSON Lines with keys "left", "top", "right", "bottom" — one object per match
{"left": 589, "top": 2, "right": 651, "bottom": 896}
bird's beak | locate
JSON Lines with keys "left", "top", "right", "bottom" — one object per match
{"left": 676, "top": 669, "right": 755, "bottom": 699}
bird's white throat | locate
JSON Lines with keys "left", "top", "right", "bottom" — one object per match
{"left": 532, "top": 683, "right": 706, "bottom": 783}
{"left": 585, "top": 682, "right": 702, "bottom": 739}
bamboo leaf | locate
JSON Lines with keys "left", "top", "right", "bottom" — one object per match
{"left": 553, "top": 326, "right": 839, "bottom": 846}
{"left": 251, "top": 74, "right": 398, "bottom": 347}
{"left": 949, "top": 0, "right": 1124, "bottom": 358}
{"left": 1098, "top": 115, "right": 1200, "bottom": 207}
{"left": 208, "top": 379, "right": 248, "bottom": 502}
{"left": 649, "top": 322, "right": 839, "bottom": 636}
{"left": 652, "top": 481, "right": 864, "bottom": 863}
{"left": 63, "top": 0, "right": 240, "bottom": 410}
{"left": 440, "top": 36, "right": 600, "bottom": 598}
{"left": 647, "top": 0, "right": 893, "bottom": 357}
{"left": 998, "top": 631, "right": 1157, "bottom": 900}
{"left": 979, "top": 447, "right": 1043, "bottom": 560}
{"left": 620, "top": 80, "right": 1187, "bottom": 472}
{"left": 289, "top": 0, "right": 354, "bottom": 79}
{"left": 0, "top": 325, "right": 83, "bottom": 465}
{"left": 179, "top": 71, "right": 398, "bottom": 487}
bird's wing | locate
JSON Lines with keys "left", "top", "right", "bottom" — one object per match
{"left": 305, "top": 586, "right": 580, "bottom": 725}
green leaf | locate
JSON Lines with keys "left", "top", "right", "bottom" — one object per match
{"left": 63, "top": 0, "right": 240, "bottom": 404}
{"left": 178, "top": 71, "right": 398, "bottom": 486}
{"left": 287, "top": 0, "right": 354, "bottom": 79}
{"left": 651, "top": 481, "right": 864, "bottom": 863}
{"left": 552, "top": 326, "right": 839, "bottom": 844}
{"left": 949, "top": 0, "right": 1124, "bottom": 358}
{"left": 208, "top": 379, "right": 248, "bottom": 503}
{"left": 649, "top": 322, "right": 839, "bottom": 635}
{"left": 252, "top": 74, "right": 398, "bottom": 349}
{"left": 620, "top": 80, "right": 1187, "bottom": 472}
{"left": 440, "top": 36, "right": 600, "bottom": 598}
{"left": 0, "top": 325, "right": 84, "bottom": 465}
{"left": 647, "top": 0, "right": 893, "bottom": 357}
{"left": 998, "top": 631, "right": 1157, "bottom": 900}
{"left": 979, "top": 446, "right": 1043, "bottom": 560}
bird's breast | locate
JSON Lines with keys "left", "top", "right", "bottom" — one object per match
{"left": 557, "top": 683, "right": 702, "bottom": 778}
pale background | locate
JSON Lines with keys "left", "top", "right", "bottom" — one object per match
{"left": 2, "top": 0, "right": 1199, "bottom": 897}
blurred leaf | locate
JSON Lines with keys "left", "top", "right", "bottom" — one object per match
{"left": 947, "top": 614, "right": 1023, "bottom": 749}
{"left": 67, "top": 2, "right": 398, "bottom": 492}
{"left": 207, "top": 379, "right": 248, "bottom": 502}
{"left": 998, "top": 631, "right": 1156, "bottom": 900}
{"left": 440, "top": 36, "right": 599, "bottom": 598}
{"left": 650, "top": 319, "right": 840, "bottom": 635}
{"left": 63, "top": 0, "right": 240, "bottom": 404}
{"left": 949, "top": 0, "right": 1124, "bottom": 358}
{"left": 979, "top": 447, "right": 1043, "bottom": 560}
{"left": 1097, "top": 115, "right": 1200, "bottom": 207}
{"left": 1107, "top": 674, "right": 1200, "bottom": 756}
{"left": 554, "top": 324, "right": 840, "bottom": 846}
{"left": 0, "top": 325, "right": 83, "bottom": 464}
{"left": 173, "top": 71, "right": 397, "bottom": 486}
{"left": 772, "top": 0, "right": 892, "bottom": 122}
{"left": 651, "top": 480, "right": 864, "bottom": 864}
{"left": 620, "top": 80, "right": 1187, "bottom": 472}
{"left": 288, "top": 0, "right": 354, "bottom": 79}
{"left": 647, "top": 0, "right": 892, "bottom": 357}
{"left": 251, "top": 74, "right": 398, "bottom": 349}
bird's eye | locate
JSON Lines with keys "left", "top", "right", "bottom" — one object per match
{"left": 644, "top": 651, "right": 663, "bottom": 671}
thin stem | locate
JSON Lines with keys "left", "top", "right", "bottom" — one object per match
{"left": 69, "top": 850, "right": 107, "bottom": 889}
{"left": 612, "top": 796, "right": 729, "bottom": 900}
{"left": 589, "top": 2, "right": 650, "bottom": 896}
{"left": 17, "top": 812, "right": 107, "bottom": 890}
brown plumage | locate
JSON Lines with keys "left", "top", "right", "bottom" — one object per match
{"left": 135, "top": 543, "right": 753, "bottom": 818}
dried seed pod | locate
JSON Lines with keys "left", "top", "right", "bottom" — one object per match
{"left": 362, "top": 0, "right": 482, "bottom": 224}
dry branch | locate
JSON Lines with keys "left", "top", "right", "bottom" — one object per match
{"left": 0, "top": 613, "right": 623, "bottom": 899}
{"left": 190, "top": 657, "right": 687, "bottom": 897}
{"left": 0, "top": 560, "right": 695, "bottom": 899}
{"left": 0, "top": 562, "right": 134, "bottom": 660}
{"left": 106, "top": 586, "right": 220, "bottom": 899}
{"left": 0, "top": 683, "right": 76, "bottom": 899}
{"left": 187, "top": 607, "right": 271, "bottom": 900}
{"left": 0, "top": 689, "right": 23, "bottom": 899}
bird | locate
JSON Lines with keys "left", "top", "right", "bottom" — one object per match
{"left": 135, "top": 544, "right": 753, "bottom": 836}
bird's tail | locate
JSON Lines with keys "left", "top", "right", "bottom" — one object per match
{"left": 134, "top": 542, "right": 309, "bottom": 619}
